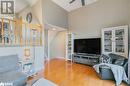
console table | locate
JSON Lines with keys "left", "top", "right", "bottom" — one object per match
{"left": 19, "top": 59, "right": 35, "bottom": 77}
{"left": 73, "top": 54, "right": 100, "bottom": 66}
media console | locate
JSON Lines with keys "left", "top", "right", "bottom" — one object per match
{"left": 72, "top": 53, "right": 100, "bottom": 66}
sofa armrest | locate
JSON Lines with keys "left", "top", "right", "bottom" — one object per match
{"left": 99, "top": 65, "right": 110, "bottom": 69}
{"left": 99, "top": 65, "right": 114, "bottom": 80}
{"left": 123, "top": 61, "right": 128, "bottom": 76}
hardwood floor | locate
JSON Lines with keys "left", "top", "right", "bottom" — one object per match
{"left": 29, "top": 59, "right": 127, "bottom": 86}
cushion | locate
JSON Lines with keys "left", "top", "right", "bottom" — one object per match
{"left": 108, "top": 53, "right": 126, "bottom": 65}
{"left": 0, "top": 55, "right": 19, "bottom": 73}
{"left": 0, "top": 71, "right": 27, "bottom": 86}
{"left": 109, "top": 53, "right": 126, "bottom": 59}
{"left": 99, "top": 54, "right": 112, "bottom": 63}
{"left": 114, "top": 59, "right": 124, "bottom": 66}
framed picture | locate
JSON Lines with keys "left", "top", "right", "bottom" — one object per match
{"left": 26, "top": 12, "right": 32, "bottom": 23}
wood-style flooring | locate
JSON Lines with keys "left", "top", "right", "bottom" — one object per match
{"left": 29, "top": 59, "right": 127, "bottom": 86}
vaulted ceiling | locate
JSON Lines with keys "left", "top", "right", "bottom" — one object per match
{"left": 15, "top": 0, "right": 38, "bottom": 13}
{"left": 15, "top": 0, "right": 98, "bottom": 13}
{"left": 52, "top": 0, "right": 98, "bottom": 12}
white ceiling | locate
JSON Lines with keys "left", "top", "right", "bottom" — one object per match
{"left": 15, "top": 0, "right": 38, "bottom": 13}
{"left": 15, "top": 0, "right": 98, "bottom": 13}
{"left": 45, "top": 23, "right": 67, "bottom": 31}
{"left": 52, "top": 0, "right": 98, "bottom": 12}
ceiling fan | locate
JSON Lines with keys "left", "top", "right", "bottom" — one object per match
{"left": 69, "top": 0, "right": 85, "bottom": 6}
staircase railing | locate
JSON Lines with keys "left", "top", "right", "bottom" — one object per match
{"left": 0, "top": 18, "right": 42, "bottom": 46}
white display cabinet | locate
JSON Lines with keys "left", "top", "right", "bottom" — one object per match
{"left": 102, "top": 25, "right": 128, "bottom": 57}
{"left": 66, "top": 32, "right": 74, "bottom": 61}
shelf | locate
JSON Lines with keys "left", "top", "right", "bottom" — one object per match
{"left": 73, "top": 54, "right": 100, "bottom": 66}
{"left": 102, "top": 25, "right": 128, "bottom": 57}
{"left": 66, "top": 33, "right": 74, "bottom": 61}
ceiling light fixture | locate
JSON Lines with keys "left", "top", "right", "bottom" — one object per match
{"left": 69, "top": 0, "right": 85, "bottom": 6}
{"left": 69, "top": 0, "right": 76, "bottom": 4}
{"left": 52, "top": 28, "right": 56, "bottom": 30}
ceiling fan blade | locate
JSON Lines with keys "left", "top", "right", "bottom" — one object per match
{"left": 81, "top": 0, "right": 85, "bottom": 6}
{"left": 69, "top": 0, "right": 76, "bottom": 4}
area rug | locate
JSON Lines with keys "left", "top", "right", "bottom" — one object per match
{"left": 32, "top": 78, "right": 58, "bottom": 86}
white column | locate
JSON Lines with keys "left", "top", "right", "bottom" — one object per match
{"left": 128, "top": 55, "right": 130, "bottom": 81}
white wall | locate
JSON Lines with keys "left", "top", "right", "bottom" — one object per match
{"left": 42, "top": 0, "right": 68, "bottom": 29}
{"left": 47, "top": 30, "right": 67, "bottom": 59}
{"left": 69, "top": 0, "right": 129, "bottom": 39}
{"left": 0, "top": 47, "right": 25, "bottom": 57}
{"left": 42, "top": 0, "right": 69, "bottom": 60}
{"left": 18, "top": 0, "right": 43, "bottom": 25}
{"left": 48, "top": 30, "right": 58, "bottom": 58}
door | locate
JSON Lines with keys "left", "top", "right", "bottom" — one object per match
{"left": 102, "top": 26, "right": 128, "bottom": 57}
{"left": 102, "top": 28, "right": 113, "bottom": 54}
{"left": 114, "top": 26, "right": 128, "bottom": 57}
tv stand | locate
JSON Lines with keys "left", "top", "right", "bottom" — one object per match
{"left": 73, "top": 53, "right": 100, "bottom": 66}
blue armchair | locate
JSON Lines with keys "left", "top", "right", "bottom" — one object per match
{"left": 99, "top": 53, "right": 128, "bottom": 81}
{"left": 0, "top": 55, "right": 27, "bottom": 86}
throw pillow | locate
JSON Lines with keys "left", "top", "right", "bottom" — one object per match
{"left": 114, "top": 59, "right": 125, "bottom": 66}
{"left": 99, "top": 54, "right": 112, "bottom": 63}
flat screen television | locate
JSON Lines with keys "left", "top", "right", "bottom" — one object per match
{"left": 74, "top": 38, "right": 101, "bottom": 54}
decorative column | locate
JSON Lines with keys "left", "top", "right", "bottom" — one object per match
{"left": 129, "top": 32, "right": 130, "bottom": 82}
{"left": 128, "top": 56, "right": 130, "bottom": 81}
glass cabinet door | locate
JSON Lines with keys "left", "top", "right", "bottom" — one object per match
{"left": 104, "top": 30, "right": 112, "bottom": 52}
{"left": 115, "top": 29, "right": 125, "bottom": 53}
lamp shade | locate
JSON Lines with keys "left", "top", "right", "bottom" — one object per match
{"left": 24, "top": 49, "right": 30, "bottom": 58}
